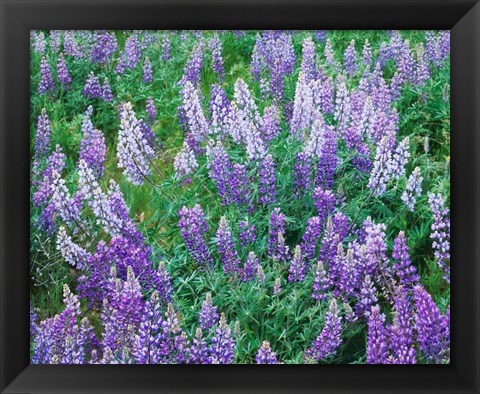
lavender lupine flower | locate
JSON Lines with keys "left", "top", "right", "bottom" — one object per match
{"left": 49, "top": 30, "right": 62, "bottom": 53}
{"left": 174, "top": 141, "right": 198, "bottom": 179}
{"left": 56, "top": 227, "right": 90, "bottom": 271}
{"left": 413, "top": 285, "right": 449, "bottom": 363}
{"left": 366, "top": 305, "right": 389, "bottom": 364}
{"left": 344, "top": 40, "right": 358, "bottom": 76}
{"left": 439, "top": 31, "right": 450, "bottom": 61}
{"left": 190, "top": 328, "right": 210, "bottom": 364}
{"left": 205, "top": 140, "right": 233, "bottom": 204}
{"left": 301, "top": 36, "right": 316, "bottom": 83}
{"left": 428, "top": 192, "right": 450, "bottom": 282}
{"left": 161, "top": 33, "right": 171, "bottom": 61}
{"left": 324, "top": 38, "right": 339, "bottom": 70}
{"left": 367, "top": 136, "right": 393, "bottom": 196}
{"left": 362, "top": 39, "right": 373, "bottom": 67}
{"left": 101, "top": 78, "right": 114, "bottom": 103}
{"left": 258, "top": 154, "right": 277, "bottom": 205}
{"left": 312, "top": 187, "right": 336, "bottom": 225}
{"left": 314, "top": 30, "right": 328, "bottom": 43}
{"left": 209, "top": 84, "right": 231, "bottom": 136}
{"left": 356, "top": 275, "right": 378, "bottom": 318}
{"left": 181, "top": 81, "right": 210, "bottom": 142}
{"left": 242, "top": 251, "right": 260, "bottom": 282}
{"left": 209, "top": 34, "right": 225, "bottom": 78}
{"left": 91, "top": 30, "right": 118, "bottom": 64}
{"left": 312, "top": 262, "right": 330, "bottom": 301}
{"left": 293, "top": 152, "right": 312, "bottom": 199}
{"left": 63, "top": 31, "right": 80, "bottom": 58}
{"left": 217, "top": 216, "right": 241, "bottom": 276}
{"left": 260, "top": 105, "right": 280, "bottom": 142}
{"left": 316, "top": 122, "right": 337, "bottom": 190}
{"left": 392, "top": 231, "right": 420, "bottom": 287}
{"left": 79, "top": 109, "right": 106, "bottom": 179}
{"left": 199, "top": 292, "right": 219, "bottom": 331}
{"left": 38, "top": 56, "right": 55, "bottom": 94}
{"left": 305, "top": 299, "right": 342, "bottom": 362}
{"left": 243, "top": 121, "right": 266, "bottom": 161}
{"left": 401, "top": 167, "right": 423, "bottom": 211}
{"left": 56, "top": 53, "right": 71, "bottom": 87}
{"left": 33, "top": 108, "right": 51, "bottom": 164}
{"left": 390, "top": 137, "right": 410, "bottom": 180}
{"left": 32, "top": 31, "right": 46, "bottom": 53}
{"left": 117, "top": 102, "right": 155, "bottom": 185}
{"left": 288, "top": 245, "right": 306, "bottom": 283}
{"left": 178, "top": 205, "right": 213, "bottom": 267}
{"left": 388, "top": 286, "right": 416, "bottom": 364}
{"left": 256, "top": 341, "right": 278, "bottom": 364}
{"left": 143, "top": 57, "right": 153, "bottom": 84}
{"left": 239, "top": 220, "right": 256, "bottom": 247}
{"left": 234, "top": 78, "right": 261, "bottom": 127}
{"left": 333, "top": 75, "right": 351, "bottom": 135}
{"left": 82, "top": 72, "right": 102, "bottom": 99}
{"left": 318, "top": 218, "right": 339, "bottom": 272}
{"left": 304, "top": 112, "right": 325, "bottom": 158}
{"left": 50, "top": 171, "right": 83, "bottom": 228}
{"left": 116, "top": 34, "right": 141, "bottom": 74}
{"left": 145, "top": 96, "right": 156, "bottom": 123}
{"left": 290, "top": 72, "right": 314, "bottom": 137}
{"left": 209, "top": 313, "right": 235, "bottom": 364}
{"left": 133, "top": 291, "right": 162, "bottom": 364}
{"left": 413, "top": 43, "right": 430, "bottom": 86}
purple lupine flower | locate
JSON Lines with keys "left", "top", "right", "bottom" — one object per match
{"left": 180, "top": 42, "right": 204, "bottom": 87}
{"left": 305, "top": 299, "right": 342, "bottom": 362}
{"left": 316, "top": 122, "right": 337, "bottom": 190}
{"left": 190, "top": 328, "right": 210, "bottom": 364}
{"left": 362, "top": 39, "right": 373, "bottom": 67}
{"left": 311, "top": 69, "right": 335, "bottom": 115}
{"left": 199, "top": 292, "right": 219, "bottom": 331}
{"left": 312, "top": 187, "right": 336, "bottom": 225}
{"left": 301, "top": 36, "right": 316, "bottom": 83}
{"left": 318, "top": 218, "right": 340, "bottom": 272}
{"left": 268, "top": 208, "right": 288, "bottom": 261}
{"left": 256, "top": 341, "right": 278, "bottom": 364}
{"left": 366, "top": 305, "right": 389, "bottom": 364}
{"left": 290, "top": 72, "right": 314, "bottom": 137}
{"left": 143, "top": 57, "right": 153, "bottom": 84}
{"left": 38, "top": 56, "right": 55, "bottom": 94}
{"left": 314, "top": 30, "right": 328, "bottom": 43}
{"left": 116, "top": 34, "right": 141, "bottom": 74}
{"left": 413, "top": 43, "right": 430, "bottom": 86}
{"left": 428, "top": 192, "right": 450, "bottom": 282}
{"left": 82, "top": 72, "right": 102, "bottom": 99}
{"left": 230, "top": 163, "right": 251, "bottom": 207}
{"left": 161, "top": 33, "right": 171, "bottom": 61}
{"left": 260, "top": 105, "right": 280, "bottom": 142}
{"left": 392, "top": 231, "right": 420, "bottom": 287}
{"left": 250, "top": 34, "right": 263, "bottom": 81}
{"left": 439, "top": 31, "right": 450, "bottom": 60}
{"left": 401, "top": 167, "right": 423, "bottom": 211}
{"left": 31, "top": 31, "right": 46, "bottom": 53}
{"left": 388, "top": 285, "right": 416, "bottom": 364}
{"left": 78, "top": 108, "right": 106, "bottom": 179}
{"left": 180, "top": 81, "right": 210, "bottom": 142}
{"left": 355, "top": 275, "right": 378, "bottom": 318}
{"left": 209, "top": 34, "right": 225, "bottom": 78}
{"left": 239, "top": 220, "right": 256, "bottom": 247}
{"left": 30, "top": 304, "right": 38, "bottom": 339}
{"left": 101, "top": 77, "right": 113, "bottom": 103}
{"left": 91, "top": 30, "right": 118, "bottom": 64}
{"left": 209, "top": 313, "right": 234, "bottom": 364}
{"left": 56, "top": 53, "right": 71, "bottom": 87}
{"left": 174, "top": 141, "right": 198, "bottom": 179}
{"left": 338, "top": 248, "right": 358, "bottom": 298}
{"left": 117, "top": 102, "right": 155, "bottom": 185}
{"left": 145, "top": 96, "right": 156, "bottom": 123}
{"left": 413, "top": 285, "right": 449, "bottom": 363}
{"left": 300, "top": 216, "right": 323, "bottom": 264}
{"left": 288, "top": 245, "right": 306, "bottom": 283}
{"left": 258, "top": 154, "right": 277, "bottom": 205}
{"left": 312, "top": 262, "right": 330, "bottom": 301}
{"left": 217, "top": 216, "right": 241, "bottom": 276}
{"left": 344, "top": 40, "right": 358, "bottom": 76}
{"left": 33, "top": 108, "right": 51, "bottom": 164}
{"left": 367, "top": 136, "right": 393, "bottom": 196}
{"left": 293, "top": 152, "right": 312, "bottom": 199}
{"left": 205, "top": 140, "right": 233, "bottom": 204}
{"left": 133, "top": 291, "right": 162, "bottom": 364}
{"left": 242, "top": 251, "right": 260, "bottom": 282}
{"left": 178, "top": 205, "right": 213, "bottom": 268}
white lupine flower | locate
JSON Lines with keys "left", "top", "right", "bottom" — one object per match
{"left": 174, "top": 141, "right": 198, "bottom": 178}
{"left": 401, "top": 167, "right": 423, "bottom": 211}
{"left": 56, "top": 226, "right": 90, "bottom": 270}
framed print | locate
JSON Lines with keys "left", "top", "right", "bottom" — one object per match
{"left": 1, "top": 0, "right": 479, "bottom": 393}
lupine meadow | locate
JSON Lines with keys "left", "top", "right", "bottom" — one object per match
{"left": 30, "top": 30, "right": 450, "bottom": 364}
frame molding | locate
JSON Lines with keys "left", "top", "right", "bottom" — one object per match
{"left": 1, "top": 1, "right": 479, "bottom": 393}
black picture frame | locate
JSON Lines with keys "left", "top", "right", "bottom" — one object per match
{"left": 1, "top": 0, "right": 479, "bottom": 393}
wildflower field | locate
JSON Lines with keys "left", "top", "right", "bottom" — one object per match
{"left": 30, "top": 30, "right": 450, "bottom": 364}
